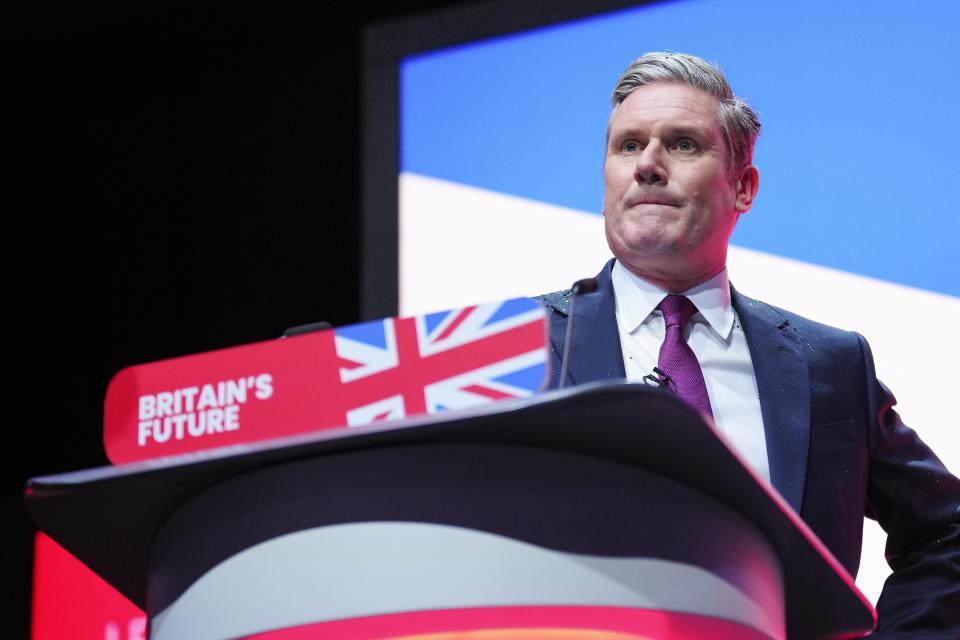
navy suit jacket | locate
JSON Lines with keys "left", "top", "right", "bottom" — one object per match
{"left": 538, "top": 259, "right": 959, "bottom": 638}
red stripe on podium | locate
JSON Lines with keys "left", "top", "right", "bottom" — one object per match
{"left": 241, "top": 606, "right": 773, "bottom": 640}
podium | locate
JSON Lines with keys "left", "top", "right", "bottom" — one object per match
{"left": 26, "top": 382, "right": 874, "bottom": 639}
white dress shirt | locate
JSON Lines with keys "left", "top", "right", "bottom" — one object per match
{"left": 611, "top": 260, "right": 771, "bottom": 483}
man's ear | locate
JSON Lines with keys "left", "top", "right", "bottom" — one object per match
{"left": 735, "top": 164, "right": 759, "bottom": 213}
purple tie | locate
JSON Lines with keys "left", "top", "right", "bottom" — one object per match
{"left": 657, "top": 295, "right": 714, "bottom": 418}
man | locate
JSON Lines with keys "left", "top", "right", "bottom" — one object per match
{"left": 539, "top": 52, "right": 959, "bottom": 637}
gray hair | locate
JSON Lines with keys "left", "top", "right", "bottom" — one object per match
{"left": 611, "top": 52, "right": 760, "bottom": 173}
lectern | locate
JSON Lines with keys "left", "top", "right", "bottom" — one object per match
{"left": 26, "top": 382, "right": 874, "bottom": 639}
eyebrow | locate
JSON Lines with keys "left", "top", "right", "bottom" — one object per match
{"left": 610, "top": 123, "right": 709, "bottom": 140}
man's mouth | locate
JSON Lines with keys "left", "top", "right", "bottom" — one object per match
{"left": 630, "top": 198, "right": 678, "bottom": 207}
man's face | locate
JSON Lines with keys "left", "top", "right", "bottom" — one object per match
{"left": 603, "top": 81, "right": 757, "bottom": 288}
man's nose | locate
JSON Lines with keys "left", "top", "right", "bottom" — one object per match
{"left": 634, "top": 142, "right": 666, "bottom": 185}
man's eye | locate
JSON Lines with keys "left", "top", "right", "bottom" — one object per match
{"left": 674, "top": 138, "right": 697, "bottom": 152}
{"left": 622, "top": 141, "right": 640, "bottom": 152}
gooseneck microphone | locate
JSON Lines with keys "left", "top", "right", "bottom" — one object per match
{"left": 558, "top": 277, "right": 599, "bottom": 388}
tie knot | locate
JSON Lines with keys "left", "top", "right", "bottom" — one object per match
{"left": 659, "top": 294, "right": 697, "bottom": 328}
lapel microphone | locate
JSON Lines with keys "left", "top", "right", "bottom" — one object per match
{"left": 643, "top": 367, "right": 672, "bottom": 390}
{"left": 558, "top": 277, "right": 599, "bottom": 388}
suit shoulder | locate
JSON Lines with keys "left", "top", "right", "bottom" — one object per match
{"left": 733, "top": 290, "right": 863, "bottom": 347}
{"left": 534, "top": 289, "right": 573, "bottom": 316}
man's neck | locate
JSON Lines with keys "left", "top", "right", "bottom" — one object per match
{"left": 617, "top": 259, "right": 726, "bottom": 294}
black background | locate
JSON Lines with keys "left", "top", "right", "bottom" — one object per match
{"left": 6, "top": 1, "right": 465, "bottom": 635}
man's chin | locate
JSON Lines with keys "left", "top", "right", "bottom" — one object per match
{"left": 608, "top": 235, "right": 683, "bottom": 262}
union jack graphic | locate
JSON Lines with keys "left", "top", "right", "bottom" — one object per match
{"left": 333, "top": 298, "right": 548, "bottom": 427}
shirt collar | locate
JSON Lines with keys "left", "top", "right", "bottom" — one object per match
{"left": 611, "top": 259, "right": 735, "bottom": 340}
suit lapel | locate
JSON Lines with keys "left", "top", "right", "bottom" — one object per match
{"left": 544, "top": 267, "right": 811, "bottom": 513}
{"left": 561, "top": 259, "right": 627, "bottom": 386}
{"left": 732, "top": 288, "right": 811, "bottom": 514}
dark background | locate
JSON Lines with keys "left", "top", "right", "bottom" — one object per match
{"left": 6, "top": 1, "right": 465, "bottom": 635}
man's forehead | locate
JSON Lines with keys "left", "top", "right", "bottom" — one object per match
{"left": 610, "top": 82, "right": 722, "bottom": 131}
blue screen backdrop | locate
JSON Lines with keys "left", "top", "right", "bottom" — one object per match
{"left": 402, "top": 0, "right": 959, "bottom": 297}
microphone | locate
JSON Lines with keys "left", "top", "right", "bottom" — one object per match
{"left": 642, "top": 366, "right": 672, "bottom": 390}
{"left": 281, "top": 321, "right": 333, "bottom": 338}
{"left": 558, "top": 277, "right": 599, "bottom": 388}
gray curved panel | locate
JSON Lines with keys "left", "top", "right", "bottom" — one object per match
{"left": 151, "top": 521, "right": 783, "bottom": 640}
